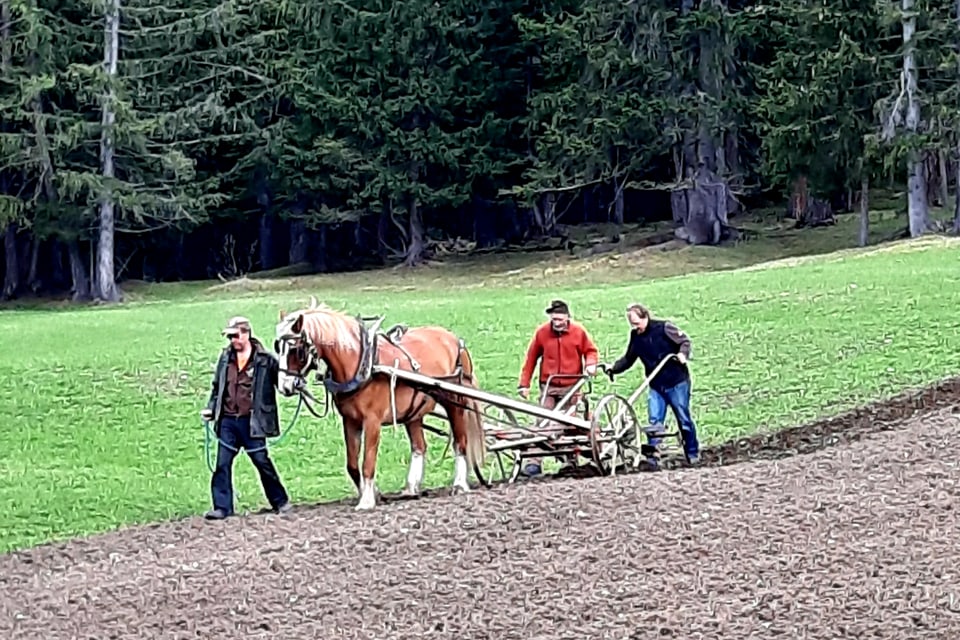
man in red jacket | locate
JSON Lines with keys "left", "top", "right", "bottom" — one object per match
{"left": 517, "top": 299, "right": 599, "bottom": 476}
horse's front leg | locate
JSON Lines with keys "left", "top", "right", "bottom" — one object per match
{"left": 404, "top": 418, "right": 428, "bottom": 497}
{"left": 343, "top": 419, "right": 362, "bottom": 496}
{"left": 357, "top": 417, "right": 383, "bottom": 511}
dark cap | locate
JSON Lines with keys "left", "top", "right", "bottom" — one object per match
{"left": 545, "top": 299, "right": 570, "bottom": 315}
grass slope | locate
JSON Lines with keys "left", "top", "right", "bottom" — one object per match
{"left": 1, "top": 234, "right": 959, "bottom": 554}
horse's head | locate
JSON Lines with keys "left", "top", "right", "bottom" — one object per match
{"left": 275, "top": 309, "right": 312, "bottom": 397}
{"left": 274, "top": 296, "right": 362, "bottom": 396}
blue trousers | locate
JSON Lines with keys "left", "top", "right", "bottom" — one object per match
{"left": 211, "top": 416, "right": 289, "bottom": 514}
{"left": 646, "top": 380, "right": 700, "bottom": 457}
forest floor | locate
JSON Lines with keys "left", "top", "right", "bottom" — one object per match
{"left": 116, "top": 194, "right": 957, "bottom": 302}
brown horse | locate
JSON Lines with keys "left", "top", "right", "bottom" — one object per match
{"left": 274, "top": 297, "right": 487, "bottom": 510}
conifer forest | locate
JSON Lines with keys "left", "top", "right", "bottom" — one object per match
{"left": 2, "top": 0, "right": 960, "bottom": 302}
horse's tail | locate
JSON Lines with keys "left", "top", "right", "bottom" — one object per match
{"left": 456, "top": 341, "right": 487, "bottom": 473}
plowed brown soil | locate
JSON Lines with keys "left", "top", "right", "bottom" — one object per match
{"left": 1, "top": 378, "right": 959, "bottom": 640}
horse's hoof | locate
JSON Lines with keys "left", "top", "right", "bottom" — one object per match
{"left": 451, "top": 484, "right": 472, "bottom": 496}
{"left": 403, "top": 485, "right": 421, "bottom": 498}
{"left": 355, "top": 499, "right": 377, "bottom": 511}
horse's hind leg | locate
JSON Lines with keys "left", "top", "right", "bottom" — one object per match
{"left": 444, "top": 403, "right": 471, "bottom": 494}
{"left": 403, "top": 419, "right": 428, "bottom": 497}
{"left": 357, "top": 418, "right": 383, "bottom": 510}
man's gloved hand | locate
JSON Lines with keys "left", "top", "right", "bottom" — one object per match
{"left": 200, "top": 408, "right": 213, "bottom": 421}
{"left": 518, "top": 387, "right": 530, "bottom": 400}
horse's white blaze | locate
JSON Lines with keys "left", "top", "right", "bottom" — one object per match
{"left": 452, "top": 453, "right": 470, "bottom": 493}
{"left": 357, "top": 477, "right": 378, "bottom": 510}
{"left": 406, "top": 451, "right": 425, "bottom": 495}
{"left": 274, "top": 318, "right": 298, "bottom": 395}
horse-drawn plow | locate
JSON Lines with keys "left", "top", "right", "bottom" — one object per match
{"left": 380, "top": 354, "right": 693, "bottom": 485}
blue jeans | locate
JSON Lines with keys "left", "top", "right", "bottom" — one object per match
{"left": 211, "top": 416, "right": 289, "bottom": 514}
{"left": 646, "top": 380, "right": 700, "bottom": 457}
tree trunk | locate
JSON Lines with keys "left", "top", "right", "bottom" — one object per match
{"left": 376, "top": 205, "right": 390, "bottom": 264}
{"left": 697, "top": 37, "right": 718, "bottom": 171}
{"left": 859, "top": 175, "right": 870, "bottom": 247}
{"left": 288, "top": 218, "right": 308, "bottom": 264}
{"left": 955, "top": 0, "right": 960, "bottom": 234}
{"left": 954, "top": 140, "right": 960, "bottom": 234}
{"left": 902, "top": 0, "right": 930, "bottom": 237}
{"left": 532, "top": 192, "right": 557, "bottom": 236}
{"left": 32, "top": 62, "right": 91, "bottom": 300}
{"left": 0, "top": 0, "right": 8, "bottom": 68}
{"left": 670, "top": 165, "right": 733, "bottom": 245}
{"left": 403, "top": 195, "right": 425, "bottom": 267}
{"left": 67, "top": 239, "right": 91, "bottom": 301}
{"left": 258, "top": 212, "right": 276, "bottom": 270}
{"left": 938, "top": 149, "right": 950, "bottom": 207}
{"left": 612, "top": 180, "right": 624, "bottom": 227}
{"left": 96, "top": 0, "right": 121, "bottom": 302}
{"left": 1, "top": 0, "right": 15, "bottom": 300}
{"left": 26, "top": 237, "right": 41, "bottom": 293}
{"left": 313, "top": 224, "right": 327, "bottom": 272}
{"left": 3, "top": 222, "right": 18, "bottom": 299}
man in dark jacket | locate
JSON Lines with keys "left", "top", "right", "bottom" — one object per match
{"left": 603, "top": 303, "right": 701, "bottom": 467}
{"left": 200, "top": 316, "right": 291, "bottom": 519}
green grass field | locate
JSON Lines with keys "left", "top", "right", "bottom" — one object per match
{"left": 2, "top": 221, "right": 960, "bottom": 554}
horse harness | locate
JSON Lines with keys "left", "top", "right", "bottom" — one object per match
{"left": 277, "top": 314, "right": 475, "bottom": 424}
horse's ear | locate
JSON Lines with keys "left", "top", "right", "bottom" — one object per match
{"left": 308, "top": 295, "right": 318, "bottom": 309}
{"left": 291, "top": 313, "right": 304, "bottom": 334}
{"left": 278, "top": 308, "right": 286, "bottom": 322}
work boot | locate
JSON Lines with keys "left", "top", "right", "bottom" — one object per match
{"left": 204, "top": 508, "right": 229, "bottom": 520}
{"left": 275, "top": 502, "right": 293, "bottom": 515}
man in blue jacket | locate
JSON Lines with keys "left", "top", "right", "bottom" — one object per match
{"left": 602, "top": 303, "right": 701, "bottom": 467}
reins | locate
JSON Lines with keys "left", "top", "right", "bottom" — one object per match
{"left": 200, "top": 385, "right": 330, "bottom": 472}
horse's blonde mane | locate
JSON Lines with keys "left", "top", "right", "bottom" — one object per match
{"left": 279, "top": 301, "right": 360, "bottom": 353}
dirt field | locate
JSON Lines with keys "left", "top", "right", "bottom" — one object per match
{"left": 2, "top": 378, "right": 959, "bottom": 640}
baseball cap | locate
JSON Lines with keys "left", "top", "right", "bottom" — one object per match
{"left": 222, "top": 316, "right": 252, "bottom": 336}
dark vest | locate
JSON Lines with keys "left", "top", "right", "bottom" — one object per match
{"left": 629, "top": 320, "right": 690, "bottom": 391}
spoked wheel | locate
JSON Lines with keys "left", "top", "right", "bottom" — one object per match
{"left": 478, "top": 403, "right": 523, "bottom": 484}
{"left": 589, "top": 393, "right": 642, "bottom": 475}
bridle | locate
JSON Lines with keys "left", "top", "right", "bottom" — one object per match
{"left": 275, "top": 312, "right": 388, "bottom": 399}
{"left": 272, "top": 328, "right": 334, "bottom": 419}
{"left": 275, "top": 329, "right": 319, "bottom": 383}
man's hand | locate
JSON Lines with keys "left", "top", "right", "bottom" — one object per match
{"left": 518, "top": 387, "right": 529, "bottom": 400}
{"left": 200, "top": 408, "right": 213, "bottom": 421}
{"left": 598, "top": 363, "right": 615, "bottom": 382}
{"left": 584, "top": 364, "right": 597, "bottom": 377}
{"left": 676, "top": 353, "right": 688, "bottom": 365}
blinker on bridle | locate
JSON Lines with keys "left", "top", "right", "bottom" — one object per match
{"left": 275, "top": 329, "right": 318, "bottom": 379}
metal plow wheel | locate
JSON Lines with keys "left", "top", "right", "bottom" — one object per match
{"left": 479, "top": 403, "right": 525, "bottom": 483}
{"left": 589, "top": 394, "right": 642, "bottom": 475}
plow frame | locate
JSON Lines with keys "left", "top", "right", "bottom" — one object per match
{"left": 375, "top": 354, "right": 688, "bottom": 485}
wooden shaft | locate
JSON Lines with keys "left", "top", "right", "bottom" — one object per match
{"left": 373, "top": 364, "right": 592, "bottom": 429}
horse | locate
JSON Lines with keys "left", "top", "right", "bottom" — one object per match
{"left": 273, "top": 296, "right": 487, "bottom": 511}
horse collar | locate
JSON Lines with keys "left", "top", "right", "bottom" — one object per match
{"left": 322, "top": 314, "right": 384, "bottom": 396}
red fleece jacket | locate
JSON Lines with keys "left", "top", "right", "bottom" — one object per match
{"left": 519, "top": 321, "right": 599, "bottom": 389}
